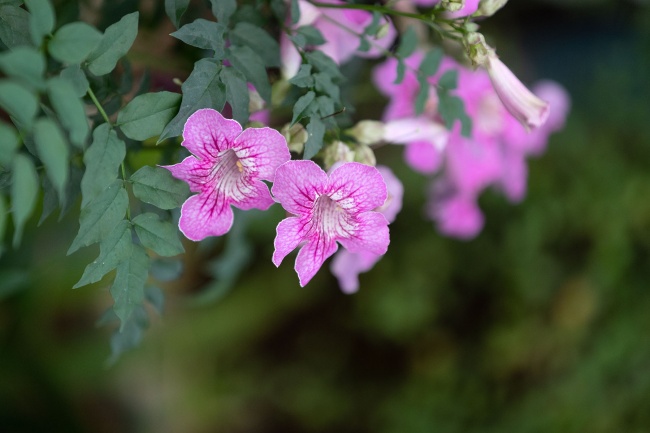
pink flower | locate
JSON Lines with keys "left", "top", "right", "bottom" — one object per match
{"left": 281, "top": 0, "right": 396, "bottom": 78}
{"left": 484, "top": 51, "right": 550, "bottom": 130}
{"left": 163, "top": 109, "right": 290, "bottom": 241}
{"left": 272, "top": 161, "right": 389, "bottom": 286}
{"left": 330, "top": 166, "right": 403, "bottom": 293}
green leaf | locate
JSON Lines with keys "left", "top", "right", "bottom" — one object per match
{"left": 11, "top": 154, "right": 39, "bottom": 247}
{"left": 73, "top": 220, "right": 132, "bottom": 288}
{"left": 0, "top": 194, "right": 6, "bottom": 256}
{"left": 394, "top": 58, "right": 406, "bottom": 85}
{"left": 0, "top": 5, "right": 31, "bottom": 48}
{"left": 296, "top": 26, "right": 325, "bottom": 46}
{"left": 316, "top": 95, "right": 334, "bottom": 118}
{"left": 220, "top": 67, "right": 249, "bottom": 125}
{"left": 111, "top": 243, "right": 148, "bottom": 328}
{"left": 145, "top": 286, "right": 165, "bottom": 314}
{"left": 313, "top": 72, "right": 340, "bottom": 101}
{"left": 420, "top": 47, "right": 443, "bottom": 77}
{"left": 170, "top": 19, "right": 226, "bottom": 59}
{"left": 24, "top": 0, "right": 55, "bottom": 46}
{"left": 0, "top": 80, "right": 39, "bottom": 129}
{"left": 165, "top": 0, "right": 189, "bottom": 28}
{"left": 437, "top": 91, "right": 472, "bottom": 137}
{"left": 209, "top": 0, "right": 236, "bottom": 24}
{"left": 130, "top": 165, "right": 189, "bottom": 210}
{"left": 87, "top": 12, "right": 139, "bottom": 76}
{"left": 291, "top": 90, "right": 315, "bottom": 125}
{"left": 60, "top": 65, "right": 89, "bottom": 97}
{"left": 304, "top": 51, "right": 343, "bottom": 80}
{"left": 39, "top": 174, "right": 57, "bottom": 225}
{"left": 269, "top": 0, "right": 286, "bottom": 22}
{"left": 438, "top": 69, "right": 458, "bottom": 91}
{"left": 0, "top": 46, "right": 45, "bottom": 90}
{"left": 288, "top": 64, "right": 313, "bottom": 88}
{"left": 414, "top": 76, "right": 429, "bottom": 115}
{"left": 33, "top": 118, "right": 69, "bottom": 203}
{"left": 158, "top": 59, "right": 225, "bottom": 141}
{"left": 68, "top": 180, "right": 128, "bottom": 254}
{"left": 290, "top": 0, "right": 300, "bottom": 25}
{"left": 0, "top": 122, "right": 19, "bottom": 166}
{"left": 304, "top": 117, "right": 325, "bottom": 160}
{"left": 47, "top": 77, "right": 89, "bottom": 148}
{"left": 133, "top": 212, "right": 184, "bottom": 257}
{"left": 81, "top": 124, "right": 125, "bottom": 207}
{"left": 363, "top": 11, "right": 382, "bottom": 36}
{"left": 227, "top": 44, "right": 271, "bottom": 102}
{"left": 151, "top": 258, "right": 182, "bottom": 282}
{"left": 117, "top": 91, "right": 181, "bottom": 141}
{"left": 396, "top": 27, "right": 417, "bottom": 59}
{"left": 229, "top": 22, "right": 280, "bottom": 67}
{"left": 48, "top": 22, "right": 102, "bottom": 64}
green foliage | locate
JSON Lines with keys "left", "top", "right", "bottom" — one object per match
{"left": 81, "top": 124, "right": 125, "bottom": 207}
{"left": 0, "top": 194, "right": 6, "bottom": 256}
{"left": 132, "top": 213, "right": 184, "bottom": 257}
{"left": 33, "top": 118, "right": 69, "bottom": 204}
{"left": 117, "top": 91, "right": 181, "bottom": 141}
{"left": 24, "top": 0, "right": 55, "bottom": 46}
{"left": 170, "top": 19, "right": 226, "bottom": 58}
{"left": 0, "top": 46, "right": 45, "bottom": 90}
{"left": 291, "top": 90, "right": 316, "bottom": 125}
{"left": 47, "top": 77, "right": 89, "bottom": 148}
{"left": 210, "top": 0, "right": 236, "bottom": 25}
{"left": 0, "top": 122, "right": 18, "bottom": 165}
{"left": 227, "top": 44, "right": 271, "bottom": 102}
{"left": 437, "top": 90, "right": 472, "bottom": 137}
{"left": 10, "top": 154, "right": 38, "bottom": 247}
{"left": 48, "top": 22, "right": 102, "bottom": 64}
{"left": 164, "top": 0, "right": 189, "bottom": 28}
{"left": 159, "top": 59, "right": 225, "bottom": 141}
{"left": 60, "top": 65, "right": 89, "bottom": 97}
{"left": 221, "top": 67, "right": 250, "bottom": 125}
{"left": 111, "top": 244, "right": 149, "bottom": 328}
{"left": 130, "top": 166, "right": 189, "bottom": 210}
{"left": 304, "top": 117, "right": 325, "bottom": 160}
{"left": 0, "top": 5, "right": 31, "bottom": 48}
{"left": 87, "top": 11, "right": 139, "bottom": 76}
{"left": 229, "top": 22, "right": 280, "bottom": 67}
{"left": 68, "top": 180, "right": 128, "bottom": 255}
{"left": 0, "top": 80, "right": 38, "bottom": 128}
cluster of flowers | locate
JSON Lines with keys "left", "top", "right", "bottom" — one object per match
{"left": 165, "top": 0, "right": 569, "bottom": 292}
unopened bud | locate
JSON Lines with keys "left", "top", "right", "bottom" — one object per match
{"left": 354, "top": 143, "right": 377, "bottom": 166}
{"left": 248, "top": 87, "right": 265, "bottom": 113}
{"left": 348, "top": 120, "right": 385, "bottom": 145}
{"left": 375, "top": 23, "right": 390, "bottom": 40}
{"left": 464, "top": 32, "right": 493, "bottom": 68}
{"left": 281, "top": 123, "right": 308, "bottom": 154}
{"left": 442, "top": 0, "right": 464, "bottom": 12}
{"left": 476, "top": 0, "right": 508, "bottom": 17}
{"left": 323, "top": 141, "right": 354, "bottom": 169}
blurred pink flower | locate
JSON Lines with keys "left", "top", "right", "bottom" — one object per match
{"left": 163, "top": 109, "right": 290, "bottom": 241}
{"left": 272, "top": 161, "right": 389, "bottom": 286}
{"left": 281, "top": 0, "right": 397, "bottom": 78}
{"left": 330, "top": 166, "right": 403, "bottom": 293}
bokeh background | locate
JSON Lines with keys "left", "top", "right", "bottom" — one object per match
{"left": 2, "top": 0, "right": 650, "bottom": 432}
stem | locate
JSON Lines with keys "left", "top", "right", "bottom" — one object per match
{"left": 87, "top": 87, "right": 111, "bottom": 126}
{"left": 308, "top": 1, "right": 425, "bottom": 20}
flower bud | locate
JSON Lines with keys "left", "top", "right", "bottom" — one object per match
{"left": 323, "top": 141, "right": 354, "bottom": 169}
{"left": 348, "top": 120, "right": 385, "bottom": 146}
{"left": 375, "top": 23, "right": 391, "bottom": 40}
{"left": 281, "top": 123, "right": 308, "bottom": 154}
{"left": 442, "top": 0, "right": 464, "bottom": 12}
{"left": 354, "top": 143, "right": 377, "bottom": 166}
{"left": 484, "top": 52, "right": 550, "bottom": 130}
{"left": 476, "top": 0, "right": 508, "bottom": 17}
{"left": 464, "top": 32, "right": 493, "bottom": 68}
{"left": 248, "top": 86, "right": 265, "bottom": 113}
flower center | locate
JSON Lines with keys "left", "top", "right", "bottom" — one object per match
{"left": 311, "top": 194, "right": 355, "bottom": 241}
{"left": 210, "top": 148, "right": 251, "bottom": 201}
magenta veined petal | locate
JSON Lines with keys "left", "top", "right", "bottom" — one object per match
{"left": 182, "top": 108, "right": 242, "bottom": 159}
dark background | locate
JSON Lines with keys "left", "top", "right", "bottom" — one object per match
{"left": 1, "top": 0, "right": 650, "bottom": 432}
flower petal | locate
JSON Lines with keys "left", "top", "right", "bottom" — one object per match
{"left": 162, "top": 156, "right": 210, "bottom": 193}
{"left": 338, "top": 212, "right": 389, "bottom": 255}
{"left": 271, "top": 160, "right": 328, "bottom": 216}
{"left": 375, "top": 166, "right": 404, "bottom": 223}
{"left": 273, "top": 216, "right": 307, "bottom": 267}
{"left": 328, "top": 162, "right": 387, "bottom": 213}
{"left": 233, "top": 179, "right": 275, "bottom": 211}
{"left": 178, "top": 192, "right": 234, "bottom": 241}
{"left": 234, "top": 127, "right": 291, "bottom": 181}
{"left": 404, "top": 140, "right": 443, "bottom": 175}
{"left": 295, "top": 236, "right": 338, "bottom": 286}
{"left": 330, "top": 249, "right": 381, "bottom": 294}
{"left": 182, "top": 109, "right": 242, "bottom": 159}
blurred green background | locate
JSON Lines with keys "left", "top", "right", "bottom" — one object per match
{"left": 2, "top": 0, "right": 650, "bottom": 432}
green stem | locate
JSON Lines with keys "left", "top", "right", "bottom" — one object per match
{"left": 308, "top": 1, "right": 425, "bottom": 20}
{"left": 87, "top": 87, "right": 111, "bottom": 126}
